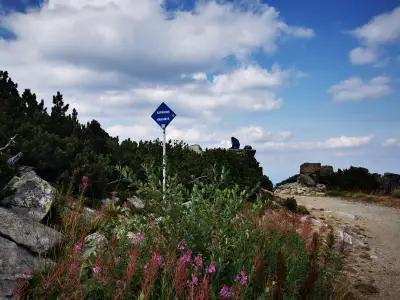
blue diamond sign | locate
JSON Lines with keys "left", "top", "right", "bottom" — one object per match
{"left": 151, "top": 102, "right": 176, "bottom": 129}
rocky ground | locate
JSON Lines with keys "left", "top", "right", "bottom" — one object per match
{"left": 280, "top": 194, "right": 400, "bottom": 300}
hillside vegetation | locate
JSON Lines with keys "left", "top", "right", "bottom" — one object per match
{"left": 0, "top": 70, "right": 272, "bottom": 199}
{"left": 1, "top": 71, "right": 342, "bottom": 299}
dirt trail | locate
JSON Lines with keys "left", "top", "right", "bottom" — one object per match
{"left": 294, "top": 195, "right": 400, "bottom": 299}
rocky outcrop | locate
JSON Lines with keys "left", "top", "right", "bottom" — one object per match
{"left": 0, "top": 168, "right": 61, "bottom": 299}
{"left": 188, "top": 144, "right": 203, "bottom": 154}
{"left": 275, "top": 182, "right": 326, "bottom": 196}
{"left": 126, "top": 196, "right": 145, "bottom": 211}
{"left": 0, "top": 236, "right": 53, "bottom": 298}
{"left": 1, "top": 169, "right": 56, "bottom": 222}
{"left": 300, "top": 162, "right": 334, "bottom": 184}
{"left": 0, "top": 208, "right": 61, "bottom": 254}
{"left": 298, "top": 174, "right": 316, "bottom": 187}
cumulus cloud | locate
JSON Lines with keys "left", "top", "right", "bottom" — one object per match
{"left": 349, "top": 6, "right": 400, "bottom": 65}
{"left": 232, "top": 126, "right": 292, "bottom": 144}
{"left": 318, "top": 135, "right": 373, "bottom": 149}
{"left": 0, "top": 0, "right": 314, "bottom": 84}
{"left": 0, "top": 0, "right": 313, "bottom": 136}
{"left": 328, "top": 76, "right": 391, "bottom": 101}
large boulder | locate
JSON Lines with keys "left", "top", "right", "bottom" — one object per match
{"left": 0, "top": 208, "right": 62, "bottom": 254}
{"left": 0, "top": 236, "right": 52, "bottom": 299}
{"left": 297, "top": 174, "right": 316, "bottom": 187}
{"left": 188, "top": 144, "right": 203, "bottom": 154}
{"left": 1, "top": 170, "right": 56, "bottom": 222}
{"left": 300, "top": 163, "right": 321, "bottom": 182}
{"left": 126, "top": 196, "right": 145, "bottom": 211}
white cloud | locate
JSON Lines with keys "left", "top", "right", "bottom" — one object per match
{"left": 383, "top": 138, "right": 400, "bottom": 147}
{"left": 0, "top": 0, "right": 314, "bottom": 84}
{"left": 318, "top": 135, "right": 373, "bottom": 149}
{"left": 349, "top": 47, "right": 378, "bottom": 65}
{"left": 0, "top": 0, "right": 312, "bottom": 133}
{"left": 328, "top": 76, "right": 391, "bottom": 101}
{"left": 232, "top": 126, "right": 292, "bottom": 144}
{"left": 349, "top": 6, "right": 400, "bottom": 65}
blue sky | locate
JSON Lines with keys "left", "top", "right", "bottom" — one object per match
{"left": 1, "top": 0, "right": 399, "bottom": 183}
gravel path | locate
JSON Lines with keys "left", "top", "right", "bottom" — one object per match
{"left": 293, "top": 195, "right": 400, "bottom": 300}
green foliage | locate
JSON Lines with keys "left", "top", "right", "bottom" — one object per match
{"left": 324, "top": 166, "right": 379, "bottom": 192}
{"left": 26, "top": 170, "right": 340, "bottom": 299}
{"left": 392, "top": 189, "right": 400, "bottom": 198}
{"left": 0, "top": 70, "right": 271, "bottom": 199}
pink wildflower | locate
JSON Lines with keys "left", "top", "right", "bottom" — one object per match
{"left": 153, "top": 252, "right": 165, "bottom": 268}
{"left": 207, "top": 261, "right": 217, "bottom": 274}
{"left": 132, "top": 232, "right": 144, "bottom": 244}
{"left": 234, "top": 271, "right": 248, "bottom": 286}
{"left": 194, "top": 255, "right": 203, "bottom": 268}
{"left": 93, "top": 264, "right": 101, "bottom": 274}
{"left": 191, "top": 275, "right": 200, "bottom": 286}
{"left": 69, "top": 261, "right": 78, "bottom": 276}
{"left": 219, "top": 285, "right": 234, "bottom": 299}
{"left": 180, "top": 250, "right": 192, "bottom": 264}
{"left": 73, "top": 241, "right": 83, "bottom": 254}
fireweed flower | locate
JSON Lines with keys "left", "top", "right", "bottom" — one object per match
{"left": 153, "top": 252, "right": 165, "bottom": 268}
{"left": 127, "top": 231, "right": 144, "bottom": 245}
{"left": 73, "top": 241, "right": 83, "bottom": 254}
{"left": 180, "top": 250, "right": 192, "bottom": 264}
{"left": 207, "top": 261, "right": 217, "bottom": 274}
{"left": 92, "top": 263, "right": 101, "bottom": 274}
{"left": 193, "top": 255, "right": 203, "bottom": 268}
{"left": 219, "top": 285, "right": 234, "bottom": 298}
{"left": 234, "top": 271, "right": 248, "bottom": 286}
{"left": 69, "top": 261, "right": 78, "bottom": 276}
{"left": 191, "top": 275, "right": 200, "bottom": 286}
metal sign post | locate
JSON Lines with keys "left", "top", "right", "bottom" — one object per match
{"left": 151, "top": 102, "right": 176, "bottom": 199}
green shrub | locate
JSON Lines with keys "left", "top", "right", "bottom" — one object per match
{"left": 324, "top": 166, "right": 379, "bottom": 192}
{"left": 392, "top": 189, "right": 400, "bottom": 198}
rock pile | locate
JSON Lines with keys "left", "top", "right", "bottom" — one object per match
{"left": 275, "top": 162, "right": 332, "bottom": 196}
{"left": 275, "top": 182, "right": 327, "bottom": 196}
{"left": 299, "top": 162, "right": 333, "bottom": 187}
{"left": 0, "top": 168, "right": 62, "bottom": 298}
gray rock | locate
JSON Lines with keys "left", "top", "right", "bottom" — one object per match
{"left": 300, "top": 163, "right": 321, "bottom": 176}
{"left": 83, "top": 232, "right": 107, "bottom": 260}
{"left": 188, "top": 144, "right": 203, "bottom": 154}
{"left": 126, "top": 196, "right": 145, "bottom": 210}
{"left": 300, "top": 162, "right": 321, "bottom": 182}
{"left": 0, "top": 207, "right": 62, "bottom": 254}
{"left": 1, "top": 170, "right": 56, "bottom": 222}
{"left": 320, "top": 165, "right": 334, "bottom": 177}
{"left": 0, "top": 236, "right": 52, "bottom": 299}
{"left": 297, "top": 174, "right": 316, "bottom": 187}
